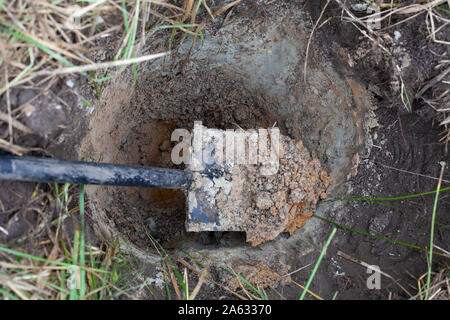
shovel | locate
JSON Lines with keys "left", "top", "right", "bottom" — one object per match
{"left": 0, "top": 123, "right": 277, "bottom": 234}
{"left": 0, "top": 123, "right": 326, "bottom": 246}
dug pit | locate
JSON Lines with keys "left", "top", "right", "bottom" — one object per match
{"left": 79, "top": 3, "right": 374, "bottom": 270}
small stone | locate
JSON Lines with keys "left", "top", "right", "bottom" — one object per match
{"left": 368, "top": 213, "right": 391, "bottom": 234}
{"left": 351, "top": 3, "right": 368, "bottom": 11}
{"left": 66, "top": 79, "right": 75, "bottom": 88}
{"left": 269, "top": 207, "right": 277, "bottom": 216}
{"left": 284, "top": 173, "right": 291, "bottom": 186}
{"left": 23, "top": 103, "right": 36, "bottom": 117}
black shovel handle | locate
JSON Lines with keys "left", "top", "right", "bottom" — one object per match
{"left": 0, "top": 156, "right": 192, "bottom": 189}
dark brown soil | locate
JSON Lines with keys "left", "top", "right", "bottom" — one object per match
{"left": 288, "top": 0, "right": 450, "bottom": 300}
{"left": 282, "top": 108, "right": 450, "bottom": 300}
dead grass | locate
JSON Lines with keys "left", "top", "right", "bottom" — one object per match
{"left": 0, "top": 183, "right": 134, "bottom": 300}
{"left": 0, "top": 0, "right": 243, "bottom": 93}
{"left": 0, "top": 0, "right": 244, "bottom": 155}
{"left": 0, "top": 0, "right": 197, "bottom": 99}
{"left": 412, "top": 265, "right": 450, "bottom": 300}
{"left": 332, "top": 0, "right": 449, "bottom": 145}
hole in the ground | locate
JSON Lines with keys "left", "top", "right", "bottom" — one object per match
{"left": 83, "top": 69, "right": 287, "bottom": 249}
{"left": 79, "top": 6, "right": 372, "bottom": 254}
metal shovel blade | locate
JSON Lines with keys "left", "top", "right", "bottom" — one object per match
{"left": 186, "top": 123, "right": 247, "bottom": 232}
{"left": 185, "top": 122, "right": 280, "bottom": 233}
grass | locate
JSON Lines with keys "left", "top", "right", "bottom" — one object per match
{"left": 334, "top": 0, "right": 450, "bottom": 141}
{"left": 311, "top": 161, "right": 449, "bottom": 299}
{"left": 314, "top": 182, "right": 450, "bottom": 259}
{"left": 0, "top": 0, "right": 244, "bottom": 155}
{"left": 1, "top": 175, "right": 448, "bottom": 300}
{"left": 0, "top": 184, "right": 132, "bottom": 300}
{"left": 415, "top": 266, "right": 450, "bottom": 300}
{"left": 224, "top": 266, "right": 269, "bottom": 300}
{"left": 424, "top": 162, "right": 446, "bottom": 300}
{"left": 398, "top": 69, "right": 413, "bottom": 112}
{"left": 0, "top": 0, "right": 249, "bottom": 300}
{"left": 0, "top": 0, "right": 201, "bottom": 103}
{"left": 299, "top": 228, "right": 337, "bottom": 300}
{"left": 0, "top": 0, "right": 206, "bottom": 97}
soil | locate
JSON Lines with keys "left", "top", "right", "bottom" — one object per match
{"left": 294, "top": 0, "right": 450, "bottom": 300}
{"left": 225, "top": 135, "right": 330, "bottom": 246}
{"left": 1, "top": 0, "right": 449, "bottom": 300}
{"left": 79, "top": 68, "right": 281, "bottom": 249}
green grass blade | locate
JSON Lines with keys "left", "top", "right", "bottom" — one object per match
{"left": 0, "top": 47, "right": 34, "bottom": 96}
{"left": 0, "top": 246, "right": 104, "bottom": 271}
{"left": 79, "top": 185, "right": 86, "bottom": 299}
{"left": 144, "top": 283, "right": 158, "bottom": 300}
{"left": 332, "top": 291, "right": 339, "bottom": 300}
{"left": 435, "top": 5, "right": 450, "bottom": 14}
{"left": 0, "top": 22, "right": 88, "bottom": 78}
{"left": 334, "top": 186, "right": 450, "bottom": 202}
{"left": 99, "top": 258, "right": 111, "bottom": 300}
{"left": 299, "top": 228, "right": 337, "bottom": 300}
{"left": 224, "top": 266, "right": 267, "bottom": 300}
{"left": 60, "top": 268, "right": 67, "bottom": 300}
{"left": 42, "top": 281, "right": 69, "bottom": 295}
{"left": 179, "top": 249, "right": 205, "bottom": 269}
{"left": 124, "top": 0, "right": 139, "bottom": 60}
{"left": 0, "top": 288, "right": 19, "bottom": 300}
{"left": 425, "top": 163, "right": 444, "bottom": 300}
{"left": 312, "top": 214, "right": 449, "bottom": 259}
{"left": 88, "top": 245, "right": 98, "bottom": 299}
{"left": 373, "top": 201, "right": 450, "bottom": 231}
{"left": 60, "top": 239, "right": 71, "bottom": 262}
{"left": 144, "top": 232, "right": 187, "bottom": 297}
{"left": 313, "top": 214, "right": 422, "bottom": 250}
{"left": 164, "top": 277, "right": 172, "bottom": 300}
{"left": 121, "top": 0, "right": 130, "bottom": 33}
{"left": 70, "top": 231, "right": 80, "bottom": 300}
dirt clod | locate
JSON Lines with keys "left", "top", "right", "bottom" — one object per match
{"left": 226, "top": 262, "right": 286, "bottom": 292}
{"left": 233, "top": 135, "right": 330, "bottom": 246}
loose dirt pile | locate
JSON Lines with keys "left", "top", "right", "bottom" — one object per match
{"left": 225, "top": 262, "right": 287, "bottom": 292}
